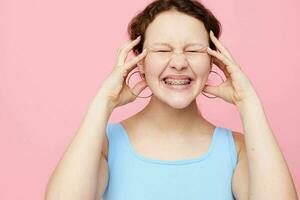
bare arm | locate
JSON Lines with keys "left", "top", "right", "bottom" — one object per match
{"left": 44, "top": 35, "right": 148, "bottom": 200}
{"left": 45, "top": 100, "right": 113, "bottom": 200}
{"left": 237, "top": 96, "right": 298, "bottom": 200}
{"left": 205, "top": 30, "right": 297, "bottom": 199}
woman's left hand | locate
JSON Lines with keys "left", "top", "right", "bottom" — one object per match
{"left": 203, "top": 30, "right": 259, "bottom": 107}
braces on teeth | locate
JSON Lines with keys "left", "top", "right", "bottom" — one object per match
{"left": 164, "top": 79, "right": 191, "bottom": 85}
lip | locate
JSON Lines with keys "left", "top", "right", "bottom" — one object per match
{"left": 161, "top": 78, "right": 194, "bottom": 91}
{"left": 162, "top": 74, "right": 193, "bottom": 81}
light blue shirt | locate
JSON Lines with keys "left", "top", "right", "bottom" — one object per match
{"left": 103, "top": 122, "right": 237, "bottom": 200}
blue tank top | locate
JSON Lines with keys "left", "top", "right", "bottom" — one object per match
{"left": 103, "top": 122, "right": 237, "bottom": 200}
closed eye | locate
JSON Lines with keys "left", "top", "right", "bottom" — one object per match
{"left": 187, "top": 50, "right": 207, "bottom": 53}
{"left": 157, "top": 50, "right": 200, "bottom": 53}
{"left": 157, "top": 50, "right": 171, "bottom": 52}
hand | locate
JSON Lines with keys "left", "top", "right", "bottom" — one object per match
{"left": 93, "top": 36, "right": 148, "bottom": 109}
{"left": 203, "top": 30, "right": 259, "bottom": 107}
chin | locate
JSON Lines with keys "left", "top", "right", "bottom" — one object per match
{"left": 160, "top": 94, "right": 195, "bottom": 110}
{"left": 148, "top": 81, "right": 200, "bottom": 108}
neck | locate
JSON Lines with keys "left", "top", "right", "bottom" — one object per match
{"left": 137, "top": 95, "right": 209, "bottom": 134}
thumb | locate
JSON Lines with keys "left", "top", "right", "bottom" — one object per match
{"left": 131, "top": 80, "right": 148, "bottom": 96}
{"left": 203, "top": 84, "right": 220, "bottom": 97}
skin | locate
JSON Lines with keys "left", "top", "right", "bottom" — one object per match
{"left": 127, "top": 10, "right": 217, "bottom": 139}
{"left": 45, "top": 9, "right": 297, "bottom": 200}
{"left": 112, "top": 10, "right": 298, "bottom": 199}
{"left": 140, "top": 10, "right": 211, "bottom": 110}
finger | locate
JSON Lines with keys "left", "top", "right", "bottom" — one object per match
{"left": 203, "top": 84, "right": 220, "bottom": 97}
{"left": 211, "top": 56, "right": 230, "bottom": 78}
{"left": 207, "top": 47, "right": 238, "bottom": 75}
{"left": 123, "top": 48, "right": 147, "bottom": 74}
{"left": 116, "top": 36, "right": 141, "bottom": 66}
{"left": 209, "top": 31, "right": 235, "bottom": 63}
{"left": 130, "top": 80, "right": 148, "bottom": 98}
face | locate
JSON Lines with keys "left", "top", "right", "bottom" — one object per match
{"left": 138, "top": 10, "right": 212, "bottom": 109}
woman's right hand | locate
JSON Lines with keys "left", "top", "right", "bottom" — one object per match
{"left": 92, "top": 36, "right": 148, "bottom": 109}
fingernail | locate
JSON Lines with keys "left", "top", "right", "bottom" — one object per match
{"left": 210, "top": 30, "right": 214, "bottom": 36}
{"left": 136, "top": 35, "right": 141, "bottom": 40}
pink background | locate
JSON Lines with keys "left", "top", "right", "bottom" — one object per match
{"left": 1, "top": 0, "right": 299, "bottom": 199}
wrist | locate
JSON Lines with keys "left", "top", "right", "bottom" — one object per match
{"left": 236, "top": 94, "right": 262, "bottom": 112}
{"left": 88, "top": 97, "right": 115, "bottom": 114}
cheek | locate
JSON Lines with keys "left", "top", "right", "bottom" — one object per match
{"left": 143, "top": 55, "right": 166, "bottom": 75}
{"left": 190, "top": 58, "right": 211, "bottom": 75}
{"left": 143, "top": 54, "right": 211, "bottom": 78}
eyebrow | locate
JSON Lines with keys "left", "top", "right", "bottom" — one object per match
{"left": 150, "top": 42, "right": 207, "bottom": 48}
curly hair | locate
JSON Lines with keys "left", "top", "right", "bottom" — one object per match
{"left": 127, "top": 0, "right": 222, "bottom": 55}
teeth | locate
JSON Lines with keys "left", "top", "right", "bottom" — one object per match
{"left": 163, "top": 79, "right": 191, "bottom": 85}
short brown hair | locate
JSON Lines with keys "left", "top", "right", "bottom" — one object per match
{"left": 127, "top": 0, "right": 222, "bottom": 55}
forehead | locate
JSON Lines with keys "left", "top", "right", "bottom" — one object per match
{"left": 144, "top": 10, "right": 209, "bottom": 45}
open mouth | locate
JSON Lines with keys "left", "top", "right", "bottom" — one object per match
{"left": 162, "top": 78, "right": 192, "bottom": 85}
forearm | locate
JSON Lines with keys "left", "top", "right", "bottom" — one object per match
{"left": 237, "top": 97, "right": 298, "bottom": 200}
{"left": 45, "top": 99, "right": 113, "bottom": 200}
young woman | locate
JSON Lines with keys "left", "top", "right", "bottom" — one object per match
{"left": 45, "top": 0, "right": 298, "bottom": 199}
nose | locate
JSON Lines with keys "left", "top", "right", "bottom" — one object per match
{"left": 168, "top": 51, "right": 189, "bottom": 70}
